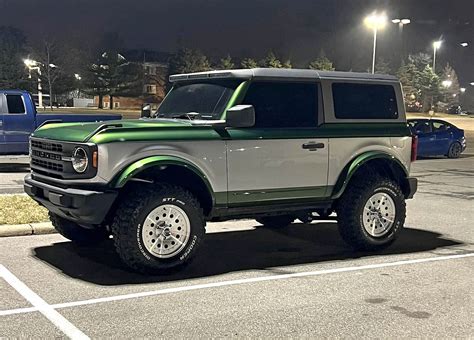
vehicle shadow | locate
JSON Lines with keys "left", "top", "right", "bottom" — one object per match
{"left": 0, "top": 164, "right": 29, "bottom": 173}
{"left": 33, "top": 221, "right": 464, "bottom": 286}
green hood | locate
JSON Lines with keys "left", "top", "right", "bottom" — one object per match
{"left": 33, "top": 119, "right": 221, "bottom": 144}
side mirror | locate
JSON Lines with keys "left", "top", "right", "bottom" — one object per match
{"left": 226, "top": 105, "right": 255, "bottom": 128}
{"left": 141, "top": 104, "right": 151, "bottom": 118}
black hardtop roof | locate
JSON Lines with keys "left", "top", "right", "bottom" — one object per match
{"left": 169, "top": 68, "right": 398, "bottom": 83}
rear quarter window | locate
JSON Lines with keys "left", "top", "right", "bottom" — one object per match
{"left": 332, "top": 83, "right": 398, "bottom": 119}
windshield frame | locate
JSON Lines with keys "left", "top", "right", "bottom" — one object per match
{"left": 156, "top": 79, "right": 244, "bottom": 121}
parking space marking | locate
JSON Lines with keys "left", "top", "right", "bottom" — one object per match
{"left": 0, "top": 265, "right": 89, "bottom": 340}
{"left": 0, "top": 253, "right": 473, "bottom": 319}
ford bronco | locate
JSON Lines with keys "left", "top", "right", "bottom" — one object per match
{"left": 24, "top": 68, "right": 418, "bottom": 273}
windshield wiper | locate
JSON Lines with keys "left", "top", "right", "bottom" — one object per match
{"left": 170, "top": 112, "right": 200, "bottom": 120}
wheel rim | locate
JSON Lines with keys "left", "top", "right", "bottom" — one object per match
{"left": 141, "top": 204, "right": 191, "bottom": 259}
{"left": 362, "top": 193, "right": 396, "bottom": 237}
{"left": 451, "top": 143, "right": 461, "bottom": 157}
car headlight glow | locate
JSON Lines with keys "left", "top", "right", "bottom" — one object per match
{"left": 72, "top": 147, "right": 88, "bottom": 173}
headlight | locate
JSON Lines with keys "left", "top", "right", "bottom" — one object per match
{"left": 72, "top": 147, "right": 88, "bottom": 173}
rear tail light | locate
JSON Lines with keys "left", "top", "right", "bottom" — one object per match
{"left": 411, "top": 135, "right": 418, "bottom": 162}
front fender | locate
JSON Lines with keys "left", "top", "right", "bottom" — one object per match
{"left": 331, "top": 151, "right": 408, "bottom": 199}
{"left": 113, "top": 155, "right": 214, "bottom": 194}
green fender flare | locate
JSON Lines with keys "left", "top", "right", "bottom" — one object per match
{"left": 331, "top": 151, "right": 409, "bottom": 199}
{"left": 113, "top": 155, "right": 216, "bottom": 204}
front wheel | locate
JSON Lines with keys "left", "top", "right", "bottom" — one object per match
{"left": 111, "top": 184, "right": 205, "bottom": 274}
{"left": 447, "top": 142, "right": 462, "bottom": 158}
{"left": 336, "top": 175, "right": 406, "bottom": 250}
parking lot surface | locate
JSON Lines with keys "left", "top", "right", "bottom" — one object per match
{"left": 1, "top": 155, "right": 473, "bottom": 338}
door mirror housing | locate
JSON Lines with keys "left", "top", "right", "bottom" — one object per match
{"left": 141, "top": 104, "right": 151, "bottom": 118}
{"left": 226, "top": 105, "right": 255, "bottom": 128}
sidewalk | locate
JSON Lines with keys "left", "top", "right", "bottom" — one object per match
{"left": 0, "top": 222, "right": 55, "bottom": 237}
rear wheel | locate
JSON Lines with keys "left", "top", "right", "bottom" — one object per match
{"left": 111, "top": 184, "right": 205, "bottom": 274}
{"left": 49, "top": 212, "right": 108, "bottom": 245}
{"left": 447, "top": 142, "right": 462, "bottom": 158}
{"left": 336, "top": 175, "right": 405, "bottom": 250}
{"left": 256, "top": 215, "right": 295, "bottom": 228}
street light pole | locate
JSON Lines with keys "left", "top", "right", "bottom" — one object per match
{"left": 23, "top": 59, "right": 43, "bottom": 108}
{"left": 432, "top": 41, "right": 442, "bottom": 72}
{"left": 371, "top": 28, "right": 377, "bottom": 74}
{"left": 364, "top": 12, "right": 387, "bottom": 74}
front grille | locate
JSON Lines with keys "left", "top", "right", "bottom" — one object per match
{"left": 32, "top": 158, "right": 64, "bottom": 172}
{"left": 29, "top": 137, "right": 97, "bottom": 180}
{"left": 31, "top": 140, "right": 63, "bottom": 153}
{"left": 30, "top": 138, "right": 67, "bottom": 178}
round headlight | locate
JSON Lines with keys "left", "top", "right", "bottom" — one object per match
{"left": 72, "top": 147, "right": 88, "bottom": 173}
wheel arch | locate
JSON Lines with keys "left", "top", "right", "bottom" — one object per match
{"left": 112, "top": 156, "right": 217, "bottom": 216}
{"left": 331, "top": 151, "right": 410, "bottom": 199}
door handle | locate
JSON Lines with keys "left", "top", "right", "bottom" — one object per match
{"left": 302, "top": 142, "right": 325, "bottom": 150}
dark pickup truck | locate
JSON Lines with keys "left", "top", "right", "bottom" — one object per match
{"left": 0, "top": 90, "right": 121, "bottom": 162}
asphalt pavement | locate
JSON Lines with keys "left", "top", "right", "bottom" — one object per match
{"left": 0, "top": 155, "right": 473, "bottom": 338}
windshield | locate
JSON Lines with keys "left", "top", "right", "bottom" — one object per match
{"left": 156, "top": 80, "right": 241, "bottom": 120}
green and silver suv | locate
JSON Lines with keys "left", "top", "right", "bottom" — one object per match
{"left": 25, "top": 68, "right": 418, "bottom": 274}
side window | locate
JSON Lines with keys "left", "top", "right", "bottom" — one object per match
{"left": 6, "top": 95, "right": 26, "bottom": 114}
{"left": 415, "top": 121, "right": 431, "bottom": 134}
{"left": 332, "top": 83, "right": 398, "bottom": 119}
{"left": 432, "top": 121, "right": 451, "bottom": 132}
{"left": 242, "top": 82, "right": 318, "bottom": 128}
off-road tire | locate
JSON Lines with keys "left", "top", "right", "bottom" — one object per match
{"left": 49, "top": 212, "right": 108, "bottom": 245}
{"left": 256, "top": 215, "right": 295, "bottom": 228}
{"left": 111, "top": 183, "right": 205, "bottom": 274}
{"left": 447, "top": 142, "right": 462, "bottom": 158}
{"left": 336, "top": 175, "right": 406, "bottom": 250}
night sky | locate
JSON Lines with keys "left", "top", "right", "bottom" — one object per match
{"left": 0, "top": 0, "right": 472, "bottom": 85}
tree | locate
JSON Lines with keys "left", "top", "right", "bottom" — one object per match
{"left": 397, "top": 61, "right": 420, "bottom": 108}
{"left": 308, "top": 53, "right": 335, "bottom": 71}
{"left": 168, "top": 47, "right": 211, "bottom": 75}
{"left": 217, "top": 55, "right": 234, "bottom": 69}
{"left": 240, "top": 57, "right": 258, "bottom": 69}
{"left": 0, "top": 26, "right": 28, "bottom": 89}
{"left": 83, "top": 51, "right": 143, "bottom": 109}
{"left": 440, "top": 63, "right": 461, "bottom": 106}
{"left": 260, "top": 51, "right": 283, "bottom": 68}
{"left": 408, "top": 53, "right": 432, "bottom": 73}
{"left": 374, "top": 58, "right": 392, "bottom": 74}
{"left": 282, "top": 59, "right": 292, "bottom": 69}
{"left": 419, "top": 65, "right": 441, "bottom": 111}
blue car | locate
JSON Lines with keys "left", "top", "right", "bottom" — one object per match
{"left": 408, "top": 119, "right": 467, "bottom": 158}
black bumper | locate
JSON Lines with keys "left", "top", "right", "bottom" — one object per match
{"left": 406, "top": 177, "right": 418, "bottom": 199}
{"left": 24, "top": 175, "right": 117, "bottom": 225}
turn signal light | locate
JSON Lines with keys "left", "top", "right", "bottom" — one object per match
{"left": 92, "top": 151, "right": 98, "bottom": 168}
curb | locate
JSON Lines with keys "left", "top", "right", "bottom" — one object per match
{"left": 0, "top": 222, "right": 56, "bottom": 237}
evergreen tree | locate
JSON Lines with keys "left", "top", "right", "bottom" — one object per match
{"left": 374, "top": 58, "right": 392, "bottom": 74}
{"left": 408, "top": 53, "right": 432, "bottom": 73}
{"left": 217, "top": 55, "right": 234, "bottom": 69}
{"left": 397, "top": 61, "right": 420, "bottom": 108}
{"left": 282, "top": 59, "right": 292, "bottom": 69}
{"left": 308, "top": 54, "right": 335, "bottom": 71}
{"left": 440, "top": 63, "right": 461, "bottom": 105}
{"left": 0, "top": 26, "right": 28, "bottom": 89}
{"left": 419, "top": 65, "right": 441, "bottom": 111}
{"left": 261, "top": 52, "right": 283, "bottom": 68}
{"left": 240, "top": 58, "right": 258, "bottom": 69}
{"left": 168, "top": 47, "right": 211, "bottom": 75}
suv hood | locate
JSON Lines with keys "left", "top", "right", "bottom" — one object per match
{"left": 32, "top": 119, "right": 218, "bottom": 143}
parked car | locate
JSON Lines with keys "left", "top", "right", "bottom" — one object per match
{"left": 0, "top": 90, "right": 122, "bottom": 162}
{"left": 408, "top": 118, "right": 466, "bottom": 158}
{"left": 25, "top": 69, "right": 418, "bottom": 274}
{"left": 446, "top": 105, "right": 462, "bottom": 115}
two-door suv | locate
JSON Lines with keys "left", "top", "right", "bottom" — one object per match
{"left": 25, "top": 68, "right": 418, "bottom": 273}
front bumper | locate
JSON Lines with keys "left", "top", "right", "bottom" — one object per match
{"left": 24, "top": 175, "right": 117, "bottom": 225}
{"left": 406, "top": 177, "right": 418, "bottom": 199}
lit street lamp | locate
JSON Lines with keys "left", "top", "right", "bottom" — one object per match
{"left": 23, "top": 58, "right": 43, "bottom": 107}
{"left": 392, "top": 18, "right": 410, "bottom": 64}
{"left": 364, "top": 11, "right": 387, "bottom": 74}
{"left": 460, "top": 42, "right": 468, "bottom": 47}
{"left": 460, "top": 87, "right": 466, "bottom": 93}
{"left": 442, "top": 80, "right": 452, "bottom": 88}
{"left": 432, "top": 40, "right": 442, "bottom": 72}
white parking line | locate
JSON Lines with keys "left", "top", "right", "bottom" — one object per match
{"left": 0, "top": 265, "right": 89, "bottom": 340}
{"left": 0, "top": 253, "right": 473, "bottom": 318}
